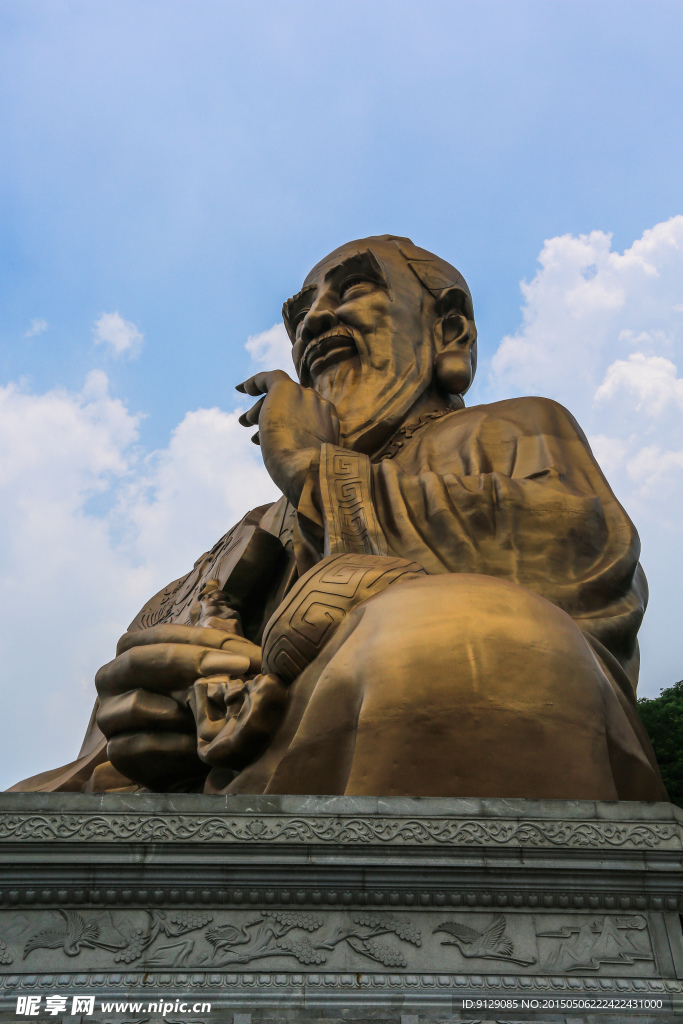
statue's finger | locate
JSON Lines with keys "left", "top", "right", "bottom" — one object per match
{"left": 116, "top": 625, "right": 262, "bottom": 675}
{"left": 198, "top": 648, "right": 251, "bottom": 678}
{"left": 186, "top": 680, "right": 211, "bottom": 732}
{"left": 238, "top": 397, "right": 265, "bottom": 427}
{"left": 116, "top": 624, "right": 256, "bottom": 656}
{"left": 96, "top": 643, "right": 251, "bottom": 698}
{"left": 217, "top": 638, "right": 261, "bottom": 672}
{"left": 97, "top": 689, "right": 193, "bottom": 737}
{"left": 236, "top": 375, "right": 267, "bottom": 396}
{"left": 188, "top": 678, "right": 237, "bottom": 743}
{"left": 107, "top": 731, "right": 204, "bottom": 788}
{"left": 235, "top": 370, "right": 291, "bottom": 397}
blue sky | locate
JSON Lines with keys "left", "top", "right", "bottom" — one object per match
{"left": 1, "top": 1, "right": 683, "bottom": 787}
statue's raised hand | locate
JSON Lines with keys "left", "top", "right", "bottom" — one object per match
{"left": 95, "top": 624, "right": 261, "bottom": 790}
{"left": 237, "top": 370, "right": 340, "bottom": 505}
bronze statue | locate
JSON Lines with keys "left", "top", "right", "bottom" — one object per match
{"left": 11, "top": 236, "right": 667, "bottom": 800}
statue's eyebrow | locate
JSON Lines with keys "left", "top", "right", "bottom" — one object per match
{"left": 323, "top": 249, "right": 389, "bottom": 291}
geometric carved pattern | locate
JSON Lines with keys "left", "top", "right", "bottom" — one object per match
{"left": 261, "top": 553, "right": 427, "bottom": 683}
{"left": 319, "top": 444, "right": 388, "bottom": 557}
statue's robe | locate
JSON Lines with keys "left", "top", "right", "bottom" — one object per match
{"left": 11, "top": 396, "right": 666, "bottom": 800}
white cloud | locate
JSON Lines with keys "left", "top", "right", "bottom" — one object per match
{"left": 617, "top": 328, "right": 672, "bottom": 349}
{"left": 594, "top": 353, "right": 683, "bottom": 415}
{"left": 245, "top": 322, "right": 293, "bottom": 372}
{"left": 24, "top": 318, "right": 48, "bottom": 338}
{"left": 626, "top": 444, "right": 683, "bottom": 493}
{"left": 489, "top": 216, "right": 683, "bottom": 407}
{"left": 114, "top": 405, "right": 279, "bottom": 581}
{"left": 93, "top": 311, "right": 144, "bottom": 357}
{"left": 485, "top": 215, "right": 683, "bottom": 698}
{"left": 0, "top": 370, "right": 277, "bottom": 789}
{"left": 585, "top": 433, "right": 628, "bottom": 478}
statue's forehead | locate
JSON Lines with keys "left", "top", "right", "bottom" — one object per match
{"left": 303, "top": 241, "right": 402, "bottom": 287}
{"left": 293, "top": 236, "right": 473, "bottom": 323}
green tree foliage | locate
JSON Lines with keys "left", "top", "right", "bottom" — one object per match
{"left": 638, "top": 681, "right": 683, "bottom": 807}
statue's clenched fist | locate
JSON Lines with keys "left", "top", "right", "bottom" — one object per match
{"left": 95, "top": 624, "right": 262, "bottom": 790}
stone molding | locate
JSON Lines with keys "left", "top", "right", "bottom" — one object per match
{"left": 1, "top": 971, "right": 681, "bottom": 995}
{"left": 1, "top": 793, "right": 682, "bottom": 849}
{"left": 0, "top": 811, "right": 681, "bottom": 848}
{"left": 0, "top": 886, "right": 681, "bottom": 913}
{"left": 1, "top": 796, "right": 682, "bottom": 1019}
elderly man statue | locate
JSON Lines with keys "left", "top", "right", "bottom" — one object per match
{"left": 13, "top": 235, "right": 666, "bottom": 801}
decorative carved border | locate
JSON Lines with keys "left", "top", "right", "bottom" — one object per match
{"left": 0, "top": 886, "right": 680, "bottom": 912}
{"left": 0, "top": 813, "right": 680, "bottom": 849}
{"left": 0, "top": 970, "right": 680, "bottom": 995}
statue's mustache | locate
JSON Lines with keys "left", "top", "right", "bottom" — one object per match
{"left": 293, "top": 325, "right": 360, "bottom": 384}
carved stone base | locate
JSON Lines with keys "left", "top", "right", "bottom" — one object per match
{"left": 0, "top": 793, "right": 682, "bottom": 1022}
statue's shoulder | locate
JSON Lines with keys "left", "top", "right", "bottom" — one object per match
{"left": 453, "top": 395, "right": 585, "bottom": 440}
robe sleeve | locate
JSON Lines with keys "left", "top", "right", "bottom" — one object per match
{"left": 295, "top": 445, "right": 387, "bottom": 570}
{"left": 297, "top": 400, "right": 646, "bottom": 689}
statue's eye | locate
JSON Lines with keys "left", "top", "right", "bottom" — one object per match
{"left": 339, "top": 276, "right": 372, "bottom": 301}
{"left": 292, "top": 307, "right": 310, "bottom": 329}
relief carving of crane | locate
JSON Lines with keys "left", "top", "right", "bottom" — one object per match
{"left": 433, "top": 914, "right": 536, "bottom": 966}
{"left": 23, "top": 910, "right": 122, "bottom": 959}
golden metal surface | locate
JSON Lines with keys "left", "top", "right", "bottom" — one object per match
{"left": 10, "top": 236, "right": 666, "bottom": 800}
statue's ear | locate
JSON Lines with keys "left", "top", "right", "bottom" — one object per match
{"left": 435, "top": 285, "right": 474, "bottom": 322}
{"left": 433, "top": 286, "right": 477, "bottom": 400}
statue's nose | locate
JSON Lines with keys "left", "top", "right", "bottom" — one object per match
{"left": 300, "top": 301, "right": 339, "bottom": 345}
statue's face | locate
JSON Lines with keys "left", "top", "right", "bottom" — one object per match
{"left": 284, "top": 241, "right": 437, "bottom": 451}
{"left": 202, "top": 591, "right": 230, "bottom": 615}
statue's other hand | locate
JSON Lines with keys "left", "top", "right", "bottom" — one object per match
{"left": 236, "top": 370, "right": 340, "bottom": 505}
{"left": 189, "top": 672, "right": 288, "bottom": 770}
{"left": 95, "top": 624, "right": 262, "bottom": 789}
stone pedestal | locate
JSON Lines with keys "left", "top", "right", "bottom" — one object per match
{"left": 0, "top": 793, "right": 682, "bottom": 1022}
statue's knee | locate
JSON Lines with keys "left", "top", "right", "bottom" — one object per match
{"left": 352, "top": 572, "right": 600, "bottom": 704}
{"left": 359, "top": 571, "right": 556, "bottom": 639}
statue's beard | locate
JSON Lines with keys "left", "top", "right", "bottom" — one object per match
{"left": 312, "top": 345, "right": 431, "bottom": 455}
